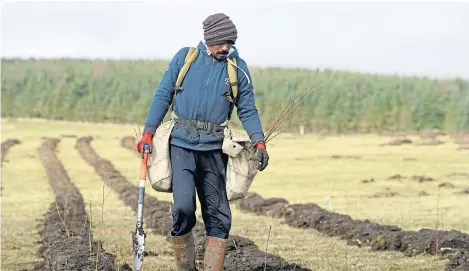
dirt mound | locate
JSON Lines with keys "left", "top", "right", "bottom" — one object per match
{"left": 412, "top": 175, "right": 435, "bottom": 183}
{"left": 233, "top": 192, "right": 469, "bottom": 270}
{"left": 387, "top": 174, "right": 436, "bottom": 183}
{"left": 1, "top": 138, "right": 21, "bottom": 163}
{"left": 77, "top": 136, "right": 310, "bottom": 271}
{"left": 235, "top": 193, "right": 290, "bottom": 218}
{"left": 36, "top": 137, "right": 129, "bottom": 271}
{"left": 120, "top": 136, "right": 138, "bottom": 156}
{"left": 380, "top": 138, "right": 412, "bottom": 146}
{"left": 361, "top": 178, "right": 375, "bottom": 183}
{"left": 439, "top": 182, "right": 456, "bottom": 189}
{"left": 387, "top": 174, "right": 405, "bottom": 181}
{"left": 368, "top": 188, "right": 399, "bottom": 198}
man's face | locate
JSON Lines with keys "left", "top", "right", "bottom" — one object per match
{"left": 207, "top": 41, "right": 234, "bottom": 61}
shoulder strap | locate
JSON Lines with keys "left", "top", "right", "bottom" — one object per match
{"left": 227, "top": 57, "right": 238, "bottom": 101}
{"left": 170, "top": 47, "right": 199, "bottom": 111}
{"left": 226, "top": 57, "right": 238, "bottom": 120}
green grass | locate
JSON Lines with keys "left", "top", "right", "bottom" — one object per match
{"left": 2, "top": 117, "right": 467, "bottom": 270}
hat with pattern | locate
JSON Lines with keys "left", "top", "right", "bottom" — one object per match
{"left": 203, "top": 13, "right": 238, "bottom": 46}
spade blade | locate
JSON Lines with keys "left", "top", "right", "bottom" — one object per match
{"left": 132, "top": 225, "right": 146, "bottom": 271}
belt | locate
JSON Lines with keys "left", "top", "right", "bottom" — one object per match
{"left": 174, "top": 118, "right": 224, "bottom": 137}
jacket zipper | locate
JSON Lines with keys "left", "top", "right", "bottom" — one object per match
{"left": 196, "top": 57, "right": 214, "bottom": 119}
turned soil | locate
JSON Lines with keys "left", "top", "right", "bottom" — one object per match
{"left": 77, "top": 136, "right": 310, "bottom": 271}
{"left": 36, "top": 137, "right": 130, "bottom": 271}
{"left": 234, "top": 192, "right": 469, "bottom": 270}
{"left": 1, "top": 138, "right": 21, "bottom": 163}
{"left": 120, "top": 136, "right": 137, "bottom": 155}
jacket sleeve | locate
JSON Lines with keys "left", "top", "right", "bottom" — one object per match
{"left": 235, "top": 59, "right": 265, "bottom": 145}
{"left": 143, "top": 47, "right": 188, "bottom": 134}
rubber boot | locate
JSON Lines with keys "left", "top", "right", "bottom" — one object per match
{"left": 203, "top": 236, "right": 228, "bottom": 271}
{"left": 171, "top": 231, "right": 196, "bottom": 271}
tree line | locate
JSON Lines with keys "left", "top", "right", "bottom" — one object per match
{"left": 2, "top": 58, "right": 468, "bottom": 133}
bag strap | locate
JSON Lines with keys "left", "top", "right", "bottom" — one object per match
{"left": 226, "top": 57, "right": 238, "bottom": 120}
{"left": 170, "top": 47, "right": 199, "bottom": 111}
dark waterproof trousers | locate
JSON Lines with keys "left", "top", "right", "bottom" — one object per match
{"left": 169, "top": 144, "right": 232, "bottom": 239}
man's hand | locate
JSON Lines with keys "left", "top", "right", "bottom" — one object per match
{"left": 136, "top": 132, "right": 153, "bottom": 158}
{"left": 255, "top": 142, "right": 269, "bottom": 171}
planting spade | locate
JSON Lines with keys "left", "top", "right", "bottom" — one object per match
{"left": 132, "top": 143, "right": 150, "bottom": 270}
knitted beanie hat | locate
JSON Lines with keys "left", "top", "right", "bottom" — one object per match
{"left": 203, "top": 13, "right": 238, "bottom": 46}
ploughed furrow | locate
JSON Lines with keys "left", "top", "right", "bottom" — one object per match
{"left": 77, "top": 136, "right": 311, "bottom": 271}
{"left": 37, "top": 137, "right": 130, "bottom": 271}
{"left": 1, "top": 138, "right": 21, "bottom": 163}
{"left": 234, "top": 192, "right": 469, "bottom": 271}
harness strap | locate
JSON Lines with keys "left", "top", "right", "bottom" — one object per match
{"left": 174, "top": 118, "right": 223, "bottom": 137}
{"left": 170, "top": 47, "right": 199, "bottom": 112}
{"left": 227, "top": 57, "right": 238, "bottom": 120}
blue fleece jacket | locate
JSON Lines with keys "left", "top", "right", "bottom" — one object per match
{"left": 143, "top": 41, "right": 265, "bottom": 151}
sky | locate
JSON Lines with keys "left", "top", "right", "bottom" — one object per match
{"left": 2, "top": 0, "right": 469, "bottom": 79}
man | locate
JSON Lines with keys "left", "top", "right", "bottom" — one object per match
{"left": 136, "top": 13, "right": 269, "bottom": 270}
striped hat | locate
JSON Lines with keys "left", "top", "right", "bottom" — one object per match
{"left": 203, "top": 13, "right": 238, "bottom": 46}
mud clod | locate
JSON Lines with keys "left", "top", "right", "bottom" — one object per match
{"left": 388, "top": 174, "right": 405, "bottom": 181}
{"left": 439, "top": 182, "right": 456, "bottom": 189}
{"left": 234, "top": 192, "right": 469, "bottom": 270}
{"left": 412, "top": 175, "right": 435, "bottom": 183}
{"left": 80, "top": 136, "right": 310, "bottom": 271}
{"left": 388, "top": 174, "right": 436, "bottom": 183}
{"left": 369, "top": 188, "right": 399, "bottom": 198}
{"left": 37, "top": 138, "right": 125, "bottom": 271}
{"left": 361, "top": 178, "right": 375, "bottom": 184}
{"left": 380, "top": 138, "right": 412, "bottom": 146}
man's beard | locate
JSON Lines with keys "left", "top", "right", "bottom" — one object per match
{"left": 215, "top": 50, "right": 229, "bottom": 59}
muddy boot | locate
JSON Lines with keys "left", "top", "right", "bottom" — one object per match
{"left": 203, "top": 236, "right": 227, "bottom": 271}
{"left": 172, "top": 231, "right": 196, "bottom": 270}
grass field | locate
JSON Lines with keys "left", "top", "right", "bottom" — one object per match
{"left": 2, "top": 117, "right": 469, "bottom": 271}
